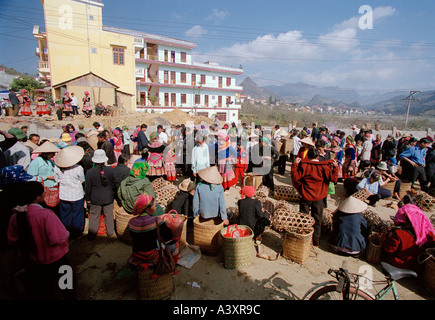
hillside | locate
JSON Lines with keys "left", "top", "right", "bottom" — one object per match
{"left": 0, "top": 65, "right": 33, "bottom": 90}
{"left": 372, "top": 90, "right": 435, "bottom": 116}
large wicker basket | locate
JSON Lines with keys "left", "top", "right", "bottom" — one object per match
{"left": 255, "top": 186, "right": 270, "bottom": 199}
{"left": 415, "top": 191, "right": 435, "bottom": 213}
{"left": 271, "top": 204, "right": 315, "bottom": 234}
{"left": 155, "top": 184, "right": 178, "bottom": 208}
{"left": 282, "top": 228, "right": 314, "bottom": 264}
{"left": 366, "top": 232, "right": 382, "bottom": 264}
{"left": 220, "top": 225, "right": 254, "bottom": 269}
{"left": 274, "top": 185, "right": 300, "bottom": 202}
{"left": 419, "top": 248, "right": 435, "bottom": 295}
{"left": 351, "top": 188, "right": 371, "bottom": 201}
{"left": 115, "top": 207, "right": 133, "bottom": 245}
{"left": 137, "top": 268, "right": 174, "bottom": 300}
{"left": 193, "top": 216, "right": 224, "bottom": 256}
{"left": 261, "top": 199, "right": 275, "bottom": 215}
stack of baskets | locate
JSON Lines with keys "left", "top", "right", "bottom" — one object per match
{"left": 220, "top": 225, "right": 254, "bottom": 269}
{"left": 137, "top": 268, "right": 174, "bottom": 300}
{"left": 366, "top": 232, "right": 383, "bottom": 264}
{"left": 114, "top": 207, "right": 133, "bottom": 245}
{"left": 193, "top": 216, "right": 224, "bottom": 255}
{"left": 274, "top": 185, "right": 300, "bottom": 203}
{"left": 261, "top": 199, "right": 275, "bottom": 215}
{"left": 415, "top": 191, "right": 435, "bottom": 213}
{"left": 151, "top": 177, "right": 171, "bottom": 190}
{"left": 272, "top": 201, "right": 315, "bottom": 264}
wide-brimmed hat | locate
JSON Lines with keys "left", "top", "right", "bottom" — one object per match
{"left": 61, "top": 133, "right": 72, "bottom": 142}
{"left": 377, "top": 161, "right": 388, "bottom": 171}
{"left": 54, "top": 146, "right": 84, "bottom": 168}
{"left": 32, "top": 141, "right": 60, "bottom": 154}
{"left": 198, "top": 166, "right": 223, "bottom": 185}
{"left": 8, "top": 128, "right": 27, "bottom": 140}
{"left": 300, "top": 137, "right": 314, "bottom": 147}
{"left": 279, "top": 129, "right": 289, "bottom": 137}
{"left": 178, "top": 178, "right": 196, "bottom": 192}
{"left": 87, "top": 135, "right": 99, "bottom": 151}
{"left": 91, "top": 149, "right": 108, "bottom": 164}
{"left": 23, "top": 140, "right": 39, "bottom": 151}
{"left": 339, "top": 196, "right": 368, "bottom": 214}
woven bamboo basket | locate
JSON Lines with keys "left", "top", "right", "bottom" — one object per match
{"left": 283, "top": 228, "right": 314, "bottom": 264}
{"left": 366, "top": 232, "right": 382, "bottom": 264}
{"left": 271, "top": 206, "right": 315, "bottom": 234}
{"left": 398, "top": 180, "right": 412, "bottom": 199}
{"left": 255, "top": 186, "right": 269, "bottom": 199}
{"left": 322, "top": 208, "right": 334, "bottom": 234}
{"left": 261, "top": 199, "right": 275, "bottom": 215}
{"left": 419, "top": 248, "right": 435, "bottom": 295}
{"left": 243, "top": 173, "right": 263, "bottom": 190}
{"left": 220, "top": 225, "right": 254, "bottom": 269}
{"left": 152, "top": 177, "right": 171, "bottom": 190}
{"left": 193, "top": 216, "right": 224, "bottom": 255}
{"left": 430, "top": 214, "right": 435, "bottom": 229}
{"left": 415, "top": 191, "right": 435, "bottom": 213}
{"left": 155, "top": 184, "right": 178, "bottom": 208}
{"left": 137, "top": 268, "right": 174, "bottom": 300}
{"left": 351, "top": 188, "right": 371, "bottom": 201}
{"left": 115, "top": 207, "right": 133, "bottom": 245}
{"left": 274, "top": 185, "right": 300, "bottom": 202}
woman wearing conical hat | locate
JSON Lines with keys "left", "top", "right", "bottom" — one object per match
{"left": 27, "top": 141, "right": 60, "bottom": 188}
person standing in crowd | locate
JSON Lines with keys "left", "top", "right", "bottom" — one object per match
{"left": 291, "top": 147, "right": 339, "bottom": 246}
{"left": 191, "top": 133, "right": 210, "bottom": 180}
{"left": 35, "top": 93, "right": 50, "bottom": 116}
{"left": 217, "top": 131, "right": 237, "bottom": 191}
{"left": 97, "top": 132, "right": 116, "bottom": 165}
{"left": 425, "top": 141, "right": 435, "bottom": 192}
{"left": 70, "top": 93, "right": 79, "bottom": 115}
{"left": 53, "top": 146, "right": 85, "bottom": 239}
{"left": 62, "top": 92, "right": 73, "bottom": 118}
{"left": 111, "top": 128, "right": 124, "bottom": 162}
{"left": 85, "top": 150, "right": 117, "bottom": 239}
{"left": 82, "top": 91, "right": 92, "bottom": 118}
{"left": 167, "top": 178, "right": 196, "bottom": 218}
{"left": 358, "top": 133, "right": 372, "bottom": 172}
{"left": 311, "top": 122, "right": 319, "bottom": 142}
{"left": 342, "top": 135, "right": 357, "bottom": 179}
{"left": 136, "top": 124, "right": 149, "bottom": 154}
{"left": 18, "top": 89, "right": 32, "bottom": 116}
{"left": 232, "top": 141, "right": 248, "bottom": 188}
{"left": 157, "top": 125, "right": 168, "bottom": 144}
{"left": 76, "top": 136, "right": 95, "bottom": 175}
{"left": 7, "top": 181, "right": 76, "bottom": 300}
{"left": 122, "top": 126, "right": 131, "bottom": 157}
{"left": 382, "top": 134, "right": 397, "bottom": 164}
{"left": 399, "top": 137, "right": 431, "bottom": 192}
{"left": 27, "top": 142, "right": 60, "bottom": 189}
{"left": 370, "top": 133, "right": 383, "bottom": 167}
{"left": 8, "top": 89, "right": 20, "bottom": 116}
{"left": 146, "top": 132, "right": 166, "bottom": 180}
{"left": 4, "top": 128, "right": 31, "bottom": 170}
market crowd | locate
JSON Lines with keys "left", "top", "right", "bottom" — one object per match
{"left": 0, "top": 118, "right": 434, "bottom": 300}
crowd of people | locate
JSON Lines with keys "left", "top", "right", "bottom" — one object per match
{"left": 0, "top": 118, "right": 434, "bottom": 300}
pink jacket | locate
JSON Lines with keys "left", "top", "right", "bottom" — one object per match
{"left": 8, "top": 204, "right": 69, "bottom": 264}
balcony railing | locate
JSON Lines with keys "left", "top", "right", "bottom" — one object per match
{"left": 135, "top": 68, "right": 145, "bottom": 78}
{"left": 38, "top": 61, "right": 50, "bottom": 73}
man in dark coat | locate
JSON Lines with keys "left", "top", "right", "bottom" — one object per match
{"left": 97, "top": 132, "right": 116, "bottom": 165}
{"left": 136, "top": 124, "right": 149, "bottom": 153}
{"left": 8, "top": 89, "right": 20, "bottom": 117}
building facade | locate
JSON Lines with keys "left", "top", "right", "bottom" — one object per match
{"left": 33, "top": 0, "right": 243, "bottom": 122}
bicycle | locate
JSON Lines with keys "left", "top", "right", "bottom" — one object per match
{"left": 302, "top": 260, "right": 418, "bottom": 300}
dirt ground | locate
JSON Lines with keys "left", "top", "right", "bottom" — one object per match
{"left": 67, "top": 166, "right": 434, "bottom": 301}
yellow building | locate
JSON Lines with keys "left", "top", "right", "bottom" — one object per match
{"left": 33, "top": 0, "right": 136, "bottom": 111}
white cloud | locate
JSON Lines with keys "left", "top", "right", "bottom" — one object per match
{"left": 185, "top": 25, "right": 208, "bottom": 38}
{"left": 207, "top": 9, "right": 229, "bottom": 24}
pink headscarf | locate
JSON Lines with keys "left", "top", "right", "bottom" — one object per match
{"left": 131, "top": 194, "right": 154, "bottom": 216}
{"left": 394, "top": 204, "right": 435, "bottom": 247}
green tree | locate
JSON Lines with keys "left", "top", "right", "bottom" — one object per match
{"left": 10, "top": 76, "right": 45, "bottom": 96}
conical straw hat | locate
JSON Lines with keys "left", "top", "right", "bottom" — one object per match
{"left": 300, "top": 137, "right": 315, "bottom": 146}
{"left": 32, "top": 141, "right": 60, "bottom": 154}
{"left": 338, "top": 196, "right": 368, "bottom": 214}
{"left": 198, "top": 166, "right": 223, "bottom": 185}
{"left": 54, "top": 146, "right": 84, "bottom": 168}
{"left": 87, "top": 135, "right": 99, "bottom": 151}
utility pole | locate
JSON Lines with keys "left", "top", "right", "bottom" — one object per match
{"left": 402, "top": 91, "right": 420, "bottom": 130}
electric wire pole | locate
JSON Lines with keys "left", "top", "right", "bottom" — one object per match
{"left": 402, "top": 91, "right": 420, "bottom": 130}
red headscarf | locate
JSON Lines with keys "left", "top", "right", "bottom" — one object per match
{"left": 240, "top": 186, "right": 256, "bottom": 198}
{"left": 132, "top": 194, "right": 154, "bottom": 216}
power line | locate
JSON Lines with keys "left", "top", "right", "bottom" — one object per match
{"left": 401, "top": 91, "right": 421, "bottom": 130}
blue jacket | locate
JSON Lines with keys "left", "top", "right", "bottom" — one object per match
{"left": 193, "top": 182, "right": 227, "bottom": 220}
{"left": 399, "top": 145, "right": 427, "bottom": 166}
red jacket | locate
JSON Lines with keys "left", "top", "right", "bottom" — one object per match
{"left": 291, "top": 159, "right": 338, "bottom": 201}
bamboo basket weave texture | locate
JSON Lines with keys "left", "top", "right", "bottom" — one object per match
{"left": 415, "top": 191, "right": 435, "bottom": 213}
{"left": 137, "top": 268, "right": 174, "bottom": 300}
{"left": 283, "top": 228, "right": 314, "bottom": 264}
{"left": 274, "top": 185, "right": 300, "bottom": 202}
{"left": 420, "top": 248, "right": 435, "bottom": 295}
{"left": 366, "top": 232, "right": 382, "bottom": 264}
{"left": 193, "top": 216, "right": 224, "bottom": 255}
{"left": 115, "top": 207, "right": 133, "bottom": 245}
{"left": 220, "top": 225, "right": 254, "bottom": 269}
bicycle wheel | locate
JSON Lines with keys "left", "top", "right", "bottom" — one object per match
{"left": 308, "top": 284, "right": 374, "bottom": 300}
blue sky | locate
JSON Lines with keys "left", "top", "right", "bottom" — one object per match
{"left": 1, "top": 0, "right": 435, "bottom": 94}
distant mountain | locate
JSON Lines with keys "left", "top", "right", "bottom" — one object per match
{"left": 239, "top": 77, "right": 282, "bottom": 101}
{"left": 371, "top": 90, "right": 435, "bottom": 116}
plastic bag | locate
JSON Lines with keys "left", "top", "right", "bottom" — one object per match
{"left": 223, "top": 224, "right": 251, "bottom": 238}
{"left": 161, "top": 210, "right": 186, "bottom": 241}
{"left": 327, "top": 182, "right": 335, "bottom": 195}
{"left": 177, "top": 244, "right": 201, "bottom": 269}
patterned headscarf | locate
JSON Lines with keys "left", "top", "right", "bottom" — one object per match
{"left": 0, "top": 165, "right": 34, "bottom": 186}
{"left": 131, "top": 194, "right": 154, "bottom": 216}
{"left": 130, "top": 161, "right": 149, "bottom": 179}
